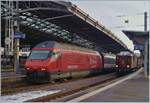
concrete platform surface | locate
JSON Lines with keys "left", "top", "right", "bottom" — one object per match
{"left": 82, "top": 70, "right": 149, "bottom": 102}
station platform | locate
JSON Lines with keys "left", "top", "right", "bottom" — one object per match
{"left": 1, "top": 71, "right": 26, "bottom": 79}
{"left": 1, "top": 71, "right": 26, "bottom": 89}
{"left": 1, "top": 66, "right": 26, "bottom": 78}
{"left": 70, "top": 68, "right": 149, "bottom": 102}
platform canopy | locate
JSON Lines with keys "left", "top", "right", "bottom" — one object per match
{"left": 1, "top": 1, "right": 129, "bottom": 53}
{"left": 122, "top": 30, "right": 149, "bottom": 45}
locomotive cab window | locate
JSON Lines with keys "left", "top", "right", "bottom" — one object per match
{"left": 28, "top": 50, "right": 61, "bottom": 60}
{"left": 29, "top": 50, "right": 50, "bottom": 60}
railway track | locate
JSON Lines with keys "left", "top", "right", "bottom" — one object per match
{"left": 56, "top": 75, "right": 125, "bottom": 102}
{"left": 1, "top": 71, "right": 114, "bottom": 95}
{"left": 2, "top": 76, "right": 78, "bottom": 95}
{"left": 2, "top": 72, "right": 131, "bottom": 102}
{"left": 1, "top": 71, "right": 26, "bottom": 90}
{"left": 1, "top": 71, "right": 136, "bottom": 102}
{"left": 25, "top": 73, "right": 118, "bottom": 102}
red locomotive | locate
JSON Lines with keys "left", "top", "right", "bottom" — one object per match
{"left": 116, "top": 51, "right": 142, "bottom": 73}
{"left": 25, "top": 41, "right": 104, "bottom": 82}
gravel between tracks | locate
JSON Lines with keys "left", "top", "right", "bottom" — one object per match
{"left": 0, "top": 90, "right": 60, "bottom": 102}
{"left": 1, "top": 73, "right": 117, "bottom": 102}
{"left": 27, "top": 73, "right": 116, "bottom": 102}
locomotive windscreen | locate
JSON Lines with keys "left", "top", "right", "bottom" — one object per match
{"left": 29, "top": 50, "right": 50, "bottom": 60}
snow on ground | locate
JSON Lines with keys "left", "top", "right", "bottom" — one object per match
{"left": 0, "top": 90, "right": 61, "bottom": 103}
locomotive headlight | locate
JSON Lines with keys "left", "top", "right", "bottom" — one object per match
{"left": 26, "top": 68, "right": 30, "bottom": 70}
{"left": 116, "top": 65, "right": 118, "bottom": 67}
{"left": 127, "top": 65, "right": 130, "bottom": 68}
{"left": 41, "top": 68, "right": 46, "bottom": 71}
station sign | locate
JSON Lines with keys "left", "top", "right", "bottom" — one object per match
{"left": 14, "top": 32, "right": 26, "bottom": 39}
{"left": 134, "top": 44, "right": 144, "bottom": 50}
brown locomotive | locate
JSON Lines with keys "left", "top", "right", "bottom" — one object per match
{"left": 116, "top": 51, "right": 142, "bottom": 73}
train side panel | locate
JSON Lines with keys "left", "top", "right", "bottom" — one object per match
{"left": 60, "top": 50, "right": 103, "bottom": 72}
{"left": 47, "top": 50, "right": 103, "bottom": 79}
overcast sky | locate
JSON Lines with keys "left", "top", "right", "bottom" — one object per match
{"left": 68, "top": 0, "right": 149, "bottom": 51}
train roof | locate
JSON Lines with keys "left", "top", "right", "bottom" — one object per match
{"left": 102, "top": 53, "right": 116, "bottom": 58}
{"left": 34, "top": 41, "right": 98, "bottom": 53}
{"left": 117, "top": 51, "right": 134, "bottom": 56}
